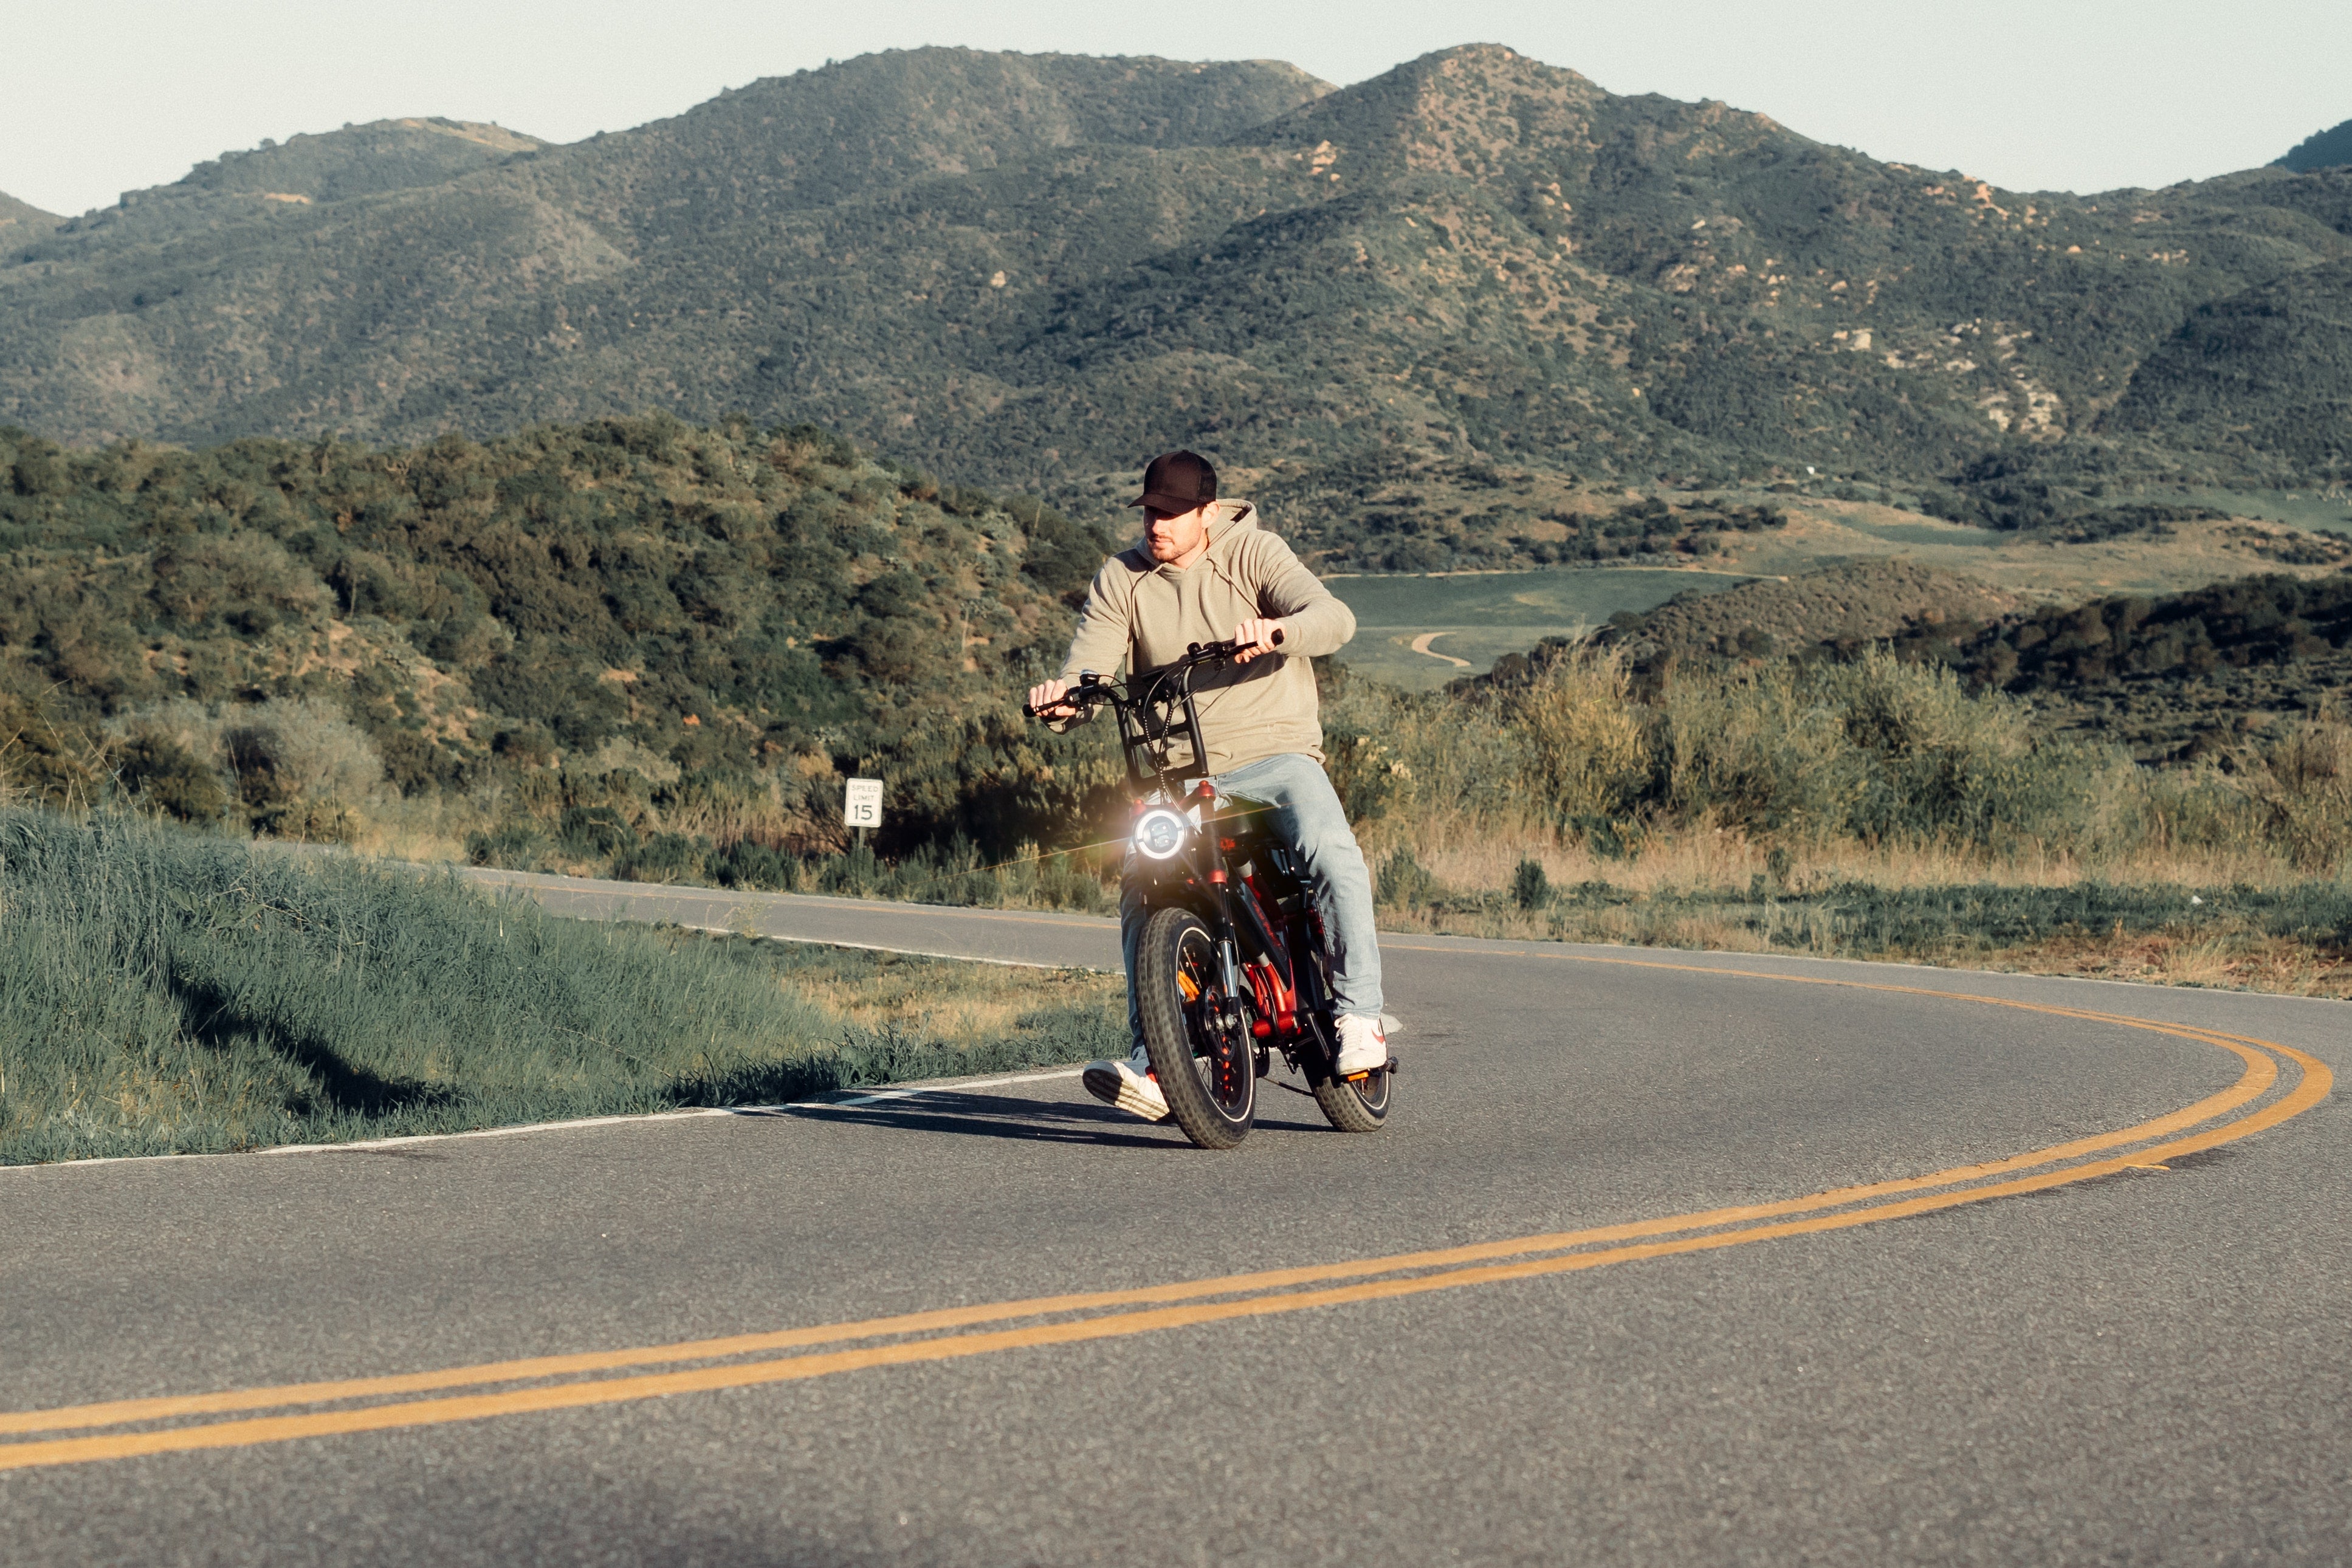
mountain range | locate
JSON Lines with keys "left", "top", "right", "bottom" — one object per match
{"left": 2, "top": 46, "right": 2349, "bottom": 545}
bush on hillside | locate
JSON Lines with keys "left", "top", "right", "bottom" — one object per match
{"left": 0, "top": 417, "right": 1126, "bottom": 862}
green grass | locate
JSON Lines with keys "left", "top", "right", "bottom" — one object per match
{"left": 1328, "top": 567, "right": 1751, "bottom": 689}
{"left": 0, "top": 810, "right": 1123, "bottom": 1165}
{"left": 2182, "top": 489, "right": 2352, "bottom": 537}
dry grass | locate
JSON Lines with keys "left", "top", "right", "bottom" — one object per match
{"left": 1383, "top": 821, "right": 2324, "bottom": 902}
{"left": 344, "top": 790, "right": 501, "bottom": 864}
{"left": 1409, "top": 906, "right": 2350, "bottom": 998}
{"left": 1367, "top": 844, "right": 2352, "bottom": 1000}
{"left": 750, "top": 944, "right": 1124, "bottom": 1039}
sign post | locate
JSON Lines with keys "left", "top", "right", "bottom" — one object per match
{"left": 843, "top": 777, "right": 883, "bottom": 851}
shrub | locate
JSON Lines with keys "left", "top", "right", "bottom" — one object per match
{"left": 714, "top": 838, "right": 799, "bottom": 891}
{"left": 114, "top": 697, "right": 385, "bottom": 834}
{"left": 2244, "top": 711, "right": 2352, "bottom": 873}
{"left": 1378, "top": 847, "right": 1444, "bottom": 910}
{"left": 466, "top": 822, "right": 543, "bottom": 868}
{"left": 614, "top": 831, "right": 704, "bottom": 884}
{"left": 1657, "top": 652, "right": 2106, "bottom": 850}
{"left": 559, "top": 803, "right": 633, "bottom": 858}
{"left": 1507, "top": 649, "right": 1651, "bottom": 825}
{"left": 255, "top": 798, "right": 364, "bottom": 845}
{"left": 111, "top": 734, "right": 228, "bottom": 823}
{"left": 0, "top": 692, "right": 101, "bottom": 809}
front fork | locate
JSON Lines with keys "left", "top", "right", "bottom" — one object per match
{"left": 1216, "top": 929, "right": 1246, "bottom": 1031}
{"left": 1191, "top": 796, "right": 1259, "bottom": 1063}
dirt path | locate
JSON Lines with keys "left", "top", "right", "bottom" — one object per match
{"left": 1409, "top": 630, "right": 1473, "bottom": 668}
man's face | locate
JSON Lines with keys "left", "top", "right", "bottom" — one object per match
{"left": 1142, "top": 503, "right": 1212, "bottom": 563}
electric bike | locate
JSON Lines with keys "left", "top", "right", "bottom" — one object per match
{"left": 1025, "top": 632, "right": 1394, "bottom": 1150}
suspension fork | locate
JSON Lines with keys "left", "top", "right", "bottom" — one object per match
{"left": 1203, "top": 827, "right": 1249, "bottom": 1039}
{"left": 1216, "top": 923, "right": 1245, "bottom": 1027}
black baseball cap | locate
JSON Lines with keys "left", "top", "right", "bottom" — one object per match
{"left": 1126, "top": 450, "right": 1217, "bottom": 514}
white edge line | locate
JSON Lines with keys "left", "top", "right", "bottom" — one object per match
{"left": 817, "top": 1069, "right": 1086, "bottom": 1109}
{"left": 2, "top": 1070, "right": 1090, "bottom": 1175}
{"left": 456, "top": 866, "right": 1121, "bottom": 932}
{"left": 672, "top": 925, "right": 1115, "bottom": 972}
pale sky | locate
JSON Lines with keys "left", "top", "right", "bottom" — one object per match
{"left": 5, "top": 0, "right": 2347, "bottom": 216}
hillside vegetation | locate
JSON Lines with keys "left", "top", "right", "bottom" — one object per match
{"left": 1554, "top": 559, "right": 2352, "bottom": 765}
{"left": 0, "top": 414, "right": 1131, "bottom": 873}
{"left": 5, "top": 45, "right": 2350, "bottom": 559}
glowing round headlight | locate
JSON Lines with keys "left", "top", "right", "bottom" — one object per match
{"left": 1132, "top": 808, "right": 1189, "bottom": 860}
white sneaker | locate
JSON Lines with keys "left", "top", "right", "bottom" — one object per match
{"left": 1082, "top": 1044, "right": 1169, "bottom": 1122}
{"left": 1335, "top": 1014, "right": 1389, "bottom": 1078}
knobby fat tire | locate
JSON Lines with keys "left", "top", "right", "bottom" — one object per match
{"left": 1298, "top": 932, "right": 1391, "bottom": 1133}
{"left": 1136, "top": 906, "right": 1256, "bottom": 1150}
{"left": 1311, "top": 1055, "right": 1391, "bottom": 1133}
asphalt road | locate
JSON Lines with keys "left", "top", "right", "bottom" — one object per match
{"left": 3, "top": 877, "right": 2347, "bottom": 1566}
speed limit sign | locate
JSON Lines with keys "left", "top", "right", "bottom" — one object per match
{"left": 843, "top": 777, "right": 884, "bottom": 828}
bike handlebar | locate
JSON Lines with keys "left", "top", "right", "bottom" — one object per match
{"left": 1183, "top": 627, "right": 1283, "bottom": 664}
{"left": 1022, "top": 628, "right": 1282, "bottom": 718}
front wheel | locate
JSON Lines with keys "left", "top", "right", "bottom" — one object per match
{"left": 1136, "top": 906, "right": 1256, "bottom": 1149}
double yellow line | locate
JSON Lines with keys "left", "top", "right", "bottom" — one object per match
{"left": 0, "top": 966, "right": 2330, "bottom": 1473}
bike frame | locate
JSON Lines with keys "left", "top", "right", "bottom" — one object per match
{"left": 1046, "top": 638, "right": 1339, "bottom": 1078}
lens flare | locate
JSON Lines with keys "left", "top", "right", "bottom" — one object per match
{"left": 1132, "top": 808, "right": 1188, "bottom": 859}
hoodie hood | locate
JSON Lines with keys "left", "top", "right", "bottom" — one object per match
{"left": 1141, "top": 498, "right": 1259, "bottom": 577}
{"left": 1205, "top": 497, "right": 1258, "bottom": 547}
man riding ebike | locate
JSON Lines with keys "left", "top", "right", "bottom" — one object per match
{"left": 1025, "top": 450, "right": 1389, "bottom": 1123}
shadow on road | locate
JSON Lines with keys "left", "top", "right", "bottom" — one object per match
{"left": 775, "top": 1090, "right": 1333, "bottom": 1147}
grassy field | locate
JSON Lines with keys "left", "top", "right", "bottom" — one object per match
{"left": 1318, "top": 489, "right": 2352, "bottom": 692}
{"left": 2182, "top": 488, "right": 2352, "bottom": 537}
{"left": 1706, "top": 500, "right": 2352, "bottom": 602}
{"left": 0, "top": 810, "right": 1122, "bottom": 1165}
{"left": 1326, "top": 567, "right": 1752, "bottom": 690}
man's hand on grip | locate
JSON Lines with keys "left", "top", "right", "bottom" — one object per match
{"left": 1232, "top": 617, "right": 1285, "bottom": 664}
{"left": 1026, "top": 677, "right": 1078, "bottom": 719}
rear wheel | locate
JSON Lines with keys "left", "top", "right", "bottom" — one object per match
{"left": 1301, "top": 937, "right": 1391, "bottom": 1134}
{"left": 1312, "top": 1047, "right": 1392, "bottom": 1133}
{"left": 1137, "top": 905, "right": 1256, "bottom": 1149}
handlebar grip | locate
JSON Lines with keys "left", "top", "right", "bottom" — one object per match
{"left": 1188, "top": 628, "right": 1284, "bottom": 661}
{"left": 1025, "top": 688, "right": 1102, "bottom": 719}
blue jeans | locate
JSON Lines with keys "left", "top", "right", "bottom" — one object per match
{"left": 1121, "top": 752, "right": 1384, "bottom": 1048}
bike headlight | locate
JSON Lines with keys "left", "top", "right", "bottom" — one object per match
{"left": 1132, "top": 807, "right": 1189, "bottom": 860}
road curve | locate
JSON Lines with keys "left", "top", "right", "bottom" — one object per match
{"left": 3, "top": 875, "right": 2347, "bottom": 1566}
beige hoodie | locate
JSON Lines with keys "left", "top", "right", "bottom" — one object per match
{"left": 1054, "top": 500, "right": 1355, "bottom": 774}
